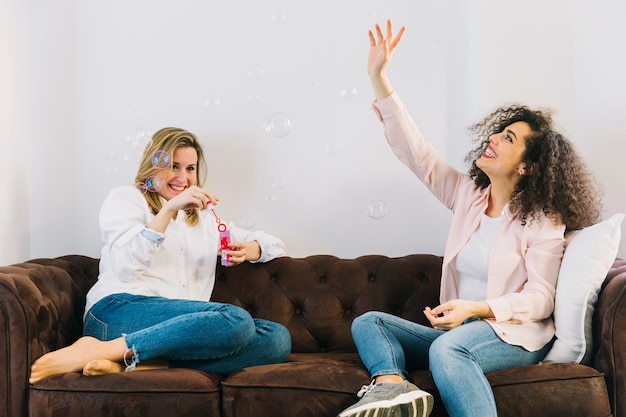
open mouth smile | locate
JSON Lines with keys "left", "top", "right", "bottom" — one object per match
{"left": 482, "top": 146, "right": 497, "bottom": 159}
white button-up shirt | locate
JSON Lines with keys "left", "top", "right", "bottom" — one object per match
{"left": 85, "top": 185, "right": 287, "bottom": 314}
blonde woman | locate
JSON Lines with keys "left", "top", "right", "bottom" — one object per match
{"left": 30, "top": 127, "right": 290, "bottom": 383}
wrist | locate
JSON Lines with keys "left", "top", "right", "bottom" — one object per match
{"left": 370, "top": 78, "right": 393, "bottom": 101}
{"left": 475, "top": 301, "right": 494, "bottom": 319}
{"left": 247, "top": 241, "right": 262, "bottom": 262}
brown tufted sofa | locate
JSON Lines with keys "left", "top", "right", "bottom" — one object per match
{"left": 1, "top": 254, "right": 624, "bottom": 417}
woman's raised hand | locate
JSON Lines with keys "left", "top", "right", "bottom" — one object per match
{"left": 148, "top": 186, "right": 218, "bottom": 233}
{"left": 367, "top": 19, "right": 405, "bottom": 100}
{"left": 165, "top": 186, "right": 218, "bottom": 213}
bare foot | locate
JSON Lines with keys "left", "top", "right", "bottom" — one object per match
{"left": 83, "top": 358, "right": 167, "bottom": 376}
{"left": 29, "top": 336, "right": 126, "bottom": 384}
{"left": 83, "top": 359, "right": 125, "bottom": 376}
{"left": 132, "top": 359, "right": 169, "bottom": 371}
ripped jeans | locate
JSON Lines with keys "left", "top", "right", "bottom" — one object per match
{"left": 83, "top": 293, "right": 292, "bottom": 375}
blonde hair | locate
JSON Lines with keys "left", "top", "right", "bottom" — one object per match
{"left": 135, "top": 127, "right": 207, "bottom": 226}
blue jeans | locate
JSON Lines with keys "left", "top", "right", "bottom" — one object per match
{"left": 83, "top": 293, "right": 291, "bottom": 375}
{"left": 351, "top": 311, "right": 552, "bottom": 417}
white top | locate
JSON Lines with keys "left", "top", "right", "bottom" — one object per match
{"left": 456, "top": 214, "right": 501, "bottom": 302}
{"left": 85, "top": 185, "right": 287, "bottom": 314}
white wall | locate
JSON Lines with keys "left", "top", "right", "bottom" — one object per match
{"left": 0, "top": 0, "right": 30, "bottom": 265}
{"left": 3, "top": 0, "right": 625, "bottom": 263}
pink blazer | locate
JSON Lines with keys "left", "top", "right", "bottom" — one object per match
{"left": 372, "top": 92, "right": 565, "bottom": 351}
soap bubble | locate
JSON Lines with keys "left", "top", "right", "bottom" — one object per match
{"left": 263, "top": 195, "right": 277, "bottom": 204}
{"left": 240, "top": 213, "right": 258, "bottom": 229}
{"left": 136, "top": 182, "right": 147, "bottom": 193}
{"left": 326, "top": 141, "right": 340, "bottom": 155}
{"left": 123, "top": 146, "right": 141, "bottom": 165}
{"left": 367, "top": 200, "right": 387, "bottom": 220}
{"left": 151, "top": 150, "right": 170, "bottom": 169}
{"left": 340, "top": 87, "right": 358, "bottom": 100}
{"left": 247, "top": 66, "right": 265, "bottom": 80}
{"left": 203, "top": 97, "right": 222, "bottom": 111}
{"left": 264, "top": 113, "right": 291, "bottom": 137}
{"left": 127, "top": 129, "right": 150, "bottom": 148}
{"left": 271, "top": 12, "right": 287, "bottom": 23}
{"left": 372, "top": 10, "right": 389, "bottom": 24}
{"left": 145, "top": 176, "right": 163, "bottom": 192}
{"left": 271, "top": 174, "right": 288, "bottom": 190}
{"left": 109, "top": 149, "right": 123, "bottom": 163}
{"left": 247, "top": 94, "right": 262, "bottom": 103}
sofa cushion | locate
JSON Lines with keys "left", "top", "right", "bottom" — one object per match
{"left": 221, "top": 359, "right": 370, "bottom": 417}
{"left": 543, "top": 213, "right": 624, "bottom": 365}
{"left": 29, "top": 368, "right": 223, "bottom": 417}
{"left": 220, "top": 359, "right": 612, "bottom": 417}
{"left": 411, "top": 363, "right": 611, "bottom": 417}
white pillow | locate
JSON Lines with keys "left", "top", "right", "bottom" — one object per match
{"left": 542, "top": 213, "right": 624, "bottom": 365}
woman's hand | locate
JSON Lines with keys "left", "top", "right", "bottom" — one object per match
{"left": 148, "top": 186, "right": 218, "bottom": 234}
{"left": 423, "top": 300, "right": 493, "bottom": 330}
{"left": 368, "top": 19, "right": 405, "bottom": 100}
{"left": 225, "top": 240, "right": 261, "bottom": 265}
{"left": 163, "top": 186, "right": 218, "bottom": 213}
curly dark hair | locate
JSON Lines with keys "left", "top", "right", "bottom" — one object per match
{"left": 465, "top": 105, "right": 601, "bottom": 231}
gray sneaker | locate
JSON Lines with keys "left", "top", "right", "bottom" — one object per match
{"left": 338, "top": 380, "right": 434, "bottom": 417}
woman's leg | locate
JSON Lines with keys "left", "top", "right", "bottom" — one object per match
{"left": 171, "top": 318, "right": 291, "bottom": 375}
{"left": 428, "top": 320, "right": 552, "bottom": 417}
{"left": 338, "top": 312, "right": 442, "bottom": 417}
{"left": 352, "top": 311, "right": 444, "bottom": 379}
{"left": 84, "top": 293, "right": 290, "bottom": 374}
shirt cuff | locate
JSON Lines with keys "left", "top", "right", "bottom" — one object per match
{"left": 140, "top": 228, "right": 165, "bottom": 246}
{"left": 371, "top": 91, "right": 400, "bottom": 121}
{"left": 486, "top": 298, "right": 512, "bottom": 323}
{"left": 249, "top": 239, "right": 267, "bottom": 263}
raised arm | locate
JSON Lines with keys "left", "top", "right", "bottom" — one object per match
{"left": 367, "top": 19, "right": 406, "bottom": 100}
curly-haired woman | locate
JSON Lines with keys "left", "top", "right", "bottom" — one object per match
{"left": 338, "top": 20, "right": 601, "bottom": 417}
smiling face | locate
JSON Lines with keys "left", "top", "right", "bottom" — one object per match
{"left": 155, "top": 146, "right": 198, "bottom": 201}
{"left": 476, "top": 121, "right": 531, "bottom": 183}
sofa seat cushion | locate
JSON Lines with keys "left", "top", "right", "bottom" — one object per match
{"left": 221, "top": 359, "right": 370, "bottom": 417}
{"left": 29, "top": 368, "right": 223, "bottom": 417}
{"left": 287, "top": 351, "right": 363, "bottom": 366}
{"left": 410, "top": 363, "right": 611, "bottom": 417}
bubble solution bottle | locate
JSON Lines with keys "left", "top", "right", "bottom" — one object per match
{"left": 207, "top": 202, "right": 234, "bottom": 267}
{"left": 219, "top": 227, "right": 234, "bottom": 267}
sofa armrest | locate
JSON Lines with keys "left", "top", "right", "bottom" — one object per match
{"left": 0, "top": 255, "right": 98, "bottom": 417}
{"left": 593, "top": 258, "right": 626, "bottom": 417}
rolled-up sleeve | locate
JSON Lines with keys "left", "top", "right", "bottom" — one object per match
{"left": 229, "top": 225, "right": 287, "bottom": 263}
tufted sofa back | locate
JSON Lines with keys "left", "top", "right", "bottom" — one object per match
{"left": 211, "top": 254, "right": 443, "bottom": 353}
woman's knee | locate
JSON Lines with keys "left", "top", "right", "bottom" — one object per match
{"left": 209, "top": 304, "right": 256, "bottom": 344}
{"left": 218, "top": 303, "right": 253, "bottom": 323}
{"left": 429, "top": 332, "right": 467, "bottom": 369}
{"left": 216, "top": 304, "right": 255, "bottom": 331}
{"left": 351, "top": 311, "right": 383, "bottom": 334}
{"left": 428, "top": 336, "right": 446, "bottom": 363}
{"left": 255, "top": 319, "right": 292, "bottom": 362}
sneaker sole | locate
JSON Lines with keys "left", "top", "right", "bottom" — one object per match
{"left": 338, "top": 390, "right": 434, "bottom": 417}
